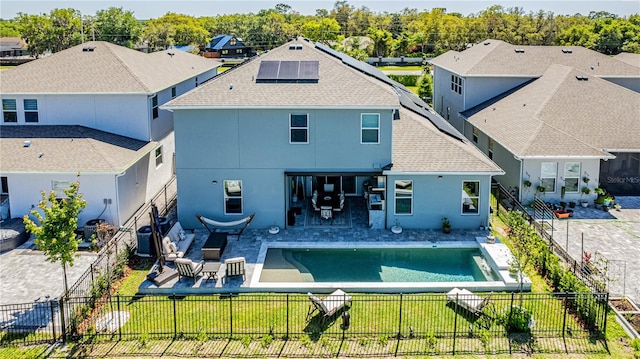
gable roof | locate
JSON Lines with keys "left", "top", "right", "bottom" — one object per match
{"left": 614, "top": 52, "right": 640, "bottom": 67}
{"left": 164, "top": 38, "right": 400, "bottom": 108}
{"left": 430, "top": 39, "right": 640, "bottom": 78}
{"left": 0, "top": 37, "right": 27, "bottom": 51}
{"left": 0, "top": 125, "right": 156, "bottom": 173}
{"left": 461, "top": 64, "right": 640, "bottom": 158}
{"left": 0, "top": 41, "right": 220, "bottom": 94}
{"left": 208, "top": 35, "right": 246, "bottom": 50}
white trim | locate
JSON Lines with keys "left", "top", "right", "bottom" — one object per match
{"left": 223, "top": 179, "right": 243, "bottom": 215}
{"left": 461, "top": 180, "right": 480, "bottom": 215}
{"left": 360, "top": 113, "right": 380, "bottom": 144}
{"left": 394, "top": 180, "right": 413, "bottom": 215}
{"left": 289, "top": 113, "right": 309, "bottom": 144}
{"left": 162, "top": 105, "right": 399, "bottom": 111}
{"left": 383, "top": 170, "right": 505, "bottom": 176}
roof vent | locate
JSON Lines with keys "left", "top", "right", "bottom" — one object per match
{"left": 561, "top": 49, "right": 573, "bottom": 53}
{"left": 483, "top": 41, "right": 491, "bottom": 45}
{"left": 23, "top": 140, "right": 31, "bottom": 147}
{"left": 167, "top": 52, "right": 175, "bottom": 57}
{"left": 288, "top": 45, "right": 296, "bottom": 50}
{"left": 514, "top": 48, "right": 525, "bottom": 53}
{"left": 295, "top": 45, "right": 303, "bottom": 50}
{"left": 82, "top": 46, "right": 95, "bottom": 52}
{"left": 576, "top": 75, "right": 589, "bottom": 81}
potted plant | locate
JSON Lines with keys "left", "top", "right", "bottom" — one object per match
{"left": 442, "top": 217, "right": 451, "bottom": 234}
{"left": 523, "top": 180, "right": 532, "bottom": 188}
{"left": 582, "top": 176, "right": 590, "bottom": 184}
{"left": 536, "top": 185, "right": 546, "bottom": 194}
{"left": 580, "top": 187, "right": 590, "bottom": 207}
{"left": 391, "top": 219, "right": 403, "bottom": 234}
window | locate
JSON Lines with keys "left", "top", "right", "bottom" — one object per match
{"left": 230, "top": 38, "right": 237, "bottom": 46}
{"left": 361, "top": 113, "right": 379, "bottom": 144}
{"left": 171, "top": 87, "right": 176, "bottom": 99}
{"left": 1, "top": 177, "right": 8, "bottom": 194}
{"left": 394, "top": 180, "right": 413, "bottom": 215}
{"left": 2, "top": 99, "right": 17, "bottom": 123}
{"left": 462, "top": 181, "right": 480, "bottom": 214}
{"left": 151, "top": 95, "right": 158, "bottom": 119}
{"left": 541, "top": 162, "right": 557, "bottom": 193}
{"left": 155, "top": 146, "right": 163, "bottom": 167}
{"left": 221, "top": 49, "right": 229, "bottom": 55}
{"left": 290, "top": 114, "right": 308, "bottom": 143}
{"left": 564, "top": 162, "right": 580, "bottom": 193}
{"left": 488, "top": 138, "right": 494, "bottom": 160}
{"left": 472, "top": 127, "right": 478, "bottom": 143}
{"left": 24, "top": 99, "right": 38, "bottom": 122}
{"left": 224, "top": 180, "right": 242, "bottom": 214}
{"left": 451, "top": 75, "right": 463, "bottom": 95}
{"left": 195, "top": 77, "right": 199, "bottom": 87}
{"left": 236, "top": 49, "right": 243, "bottom": 54}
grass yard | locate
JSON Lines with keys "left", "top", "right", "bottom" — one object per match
{"left": 377, "top": 66, "right": 424, "bottom": 72}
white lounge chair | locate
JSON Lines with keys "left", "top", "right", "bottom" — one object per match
{"left": 307, "top": 289, "right": 352, "bottom": 322}
{"left": 223, "top": 256, "right": 246, "bottom": 283}
{"left": 446, "top": 288, "right": 492, "bottom": 316}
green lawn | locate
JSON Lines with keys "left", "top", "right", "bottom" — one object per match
{"left": 377, "top": 65, "right": 423, "bottom": 71}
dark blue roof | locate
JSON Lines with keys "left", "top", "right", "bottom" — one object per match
{"left": 209, "top": 35, "right": 241, "bottom": 50}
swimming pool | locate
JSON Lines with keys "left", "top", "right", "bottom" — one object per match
{"left": 258, "top": 246, "right": 499, "bottom": 283}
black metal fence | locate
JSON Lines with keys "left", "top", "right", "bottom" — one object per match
{"left": 1, "top": 291, "right": 608, "bottom": 355}
{"left": 492, "top": 183, "right": 608, "bottom": 293}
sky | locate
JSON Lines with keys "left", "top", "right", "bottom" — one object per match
{"left": 1, "top": 0, "right": 639, "bottom": 20}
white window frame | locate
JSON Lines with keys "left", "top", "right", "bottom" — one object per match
{"left": 289, "top": 113, "right": 309, "bottom": 144}
{"left": 541, "top": 162, "right": 557, "bottom": 193}
{"left": 488, "top": 138, "right": 494, "bottom": 160}
{"left": 171, "top": 87, "right": 177, "bottom": 99}
{"left": 155, "top": 146, "right": 163, "bottom": 168}
{"left": 394, "top": 180, "right": 413, "bottom": 215}
{"left": 451, "top": 74, "right": 463, "bottom": 95}
{"left": 461, "top": 180, "right": 480, "bottom": 215}
{"left": 564, "top": 162, "right": 581, "bottom": 193}
{"left": 361, "top": 113, "right": 380, "bottom": 144}
{"left": 151, "top": 95, "right": 158, "bottom": 119}
{"left": 472, "top": 126, "right": 478, "bottom": 143}
{"left": 24, "top": 99, "right": 39, "bottom": 123}
{"left": 223, "top": 180, "right": 243, "bottom": 215}
{"left": 2, "top": 99, "right": 17, "bottom": 123}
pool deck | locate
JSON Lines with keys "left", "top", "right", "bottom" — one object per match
{"left": 138, "top": 198, "right": 529, "bottom": 295}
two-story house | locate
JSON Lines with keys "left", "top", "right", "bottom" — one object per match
{"left": 203, "top": 35, "right": 255, "bottom": 59}
{"left": 163, "top": 38, "right": 503, "bottom": 231}
{"left": 0, "top": 41, "right": 220, "bottom": 226}
{"left": 430, "top": 40, "right": 640, "bottom": 201}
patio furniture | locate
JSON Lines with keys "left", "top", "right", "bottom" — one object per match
{"left": 333, "top": 192, "right": 345, "bottom": 213}
{"left": 320, "top": 206, "right": 332, "bottom": 220}
{"left": 160, "top": 222, "right": 195, "bottom": 262}
{"left": 162, "top": 236, "right": 185, "bottom": 261}
{"left": 223, "top": 256, "right": 246, "bottom": 283}
{"left": 202, "top": 262, "right": 221, "bottom": 281}
{"left": 202, "top": 232, "right": 227, "bottom": 260}
{"left": 446, "top": 287, "right": 492, "bottom": 316}
{"left": 306, "top": 289, "right": 352, "bottom": 322}
{"left": 196, "top": 213, "right": 255, "bottom": 238}
{"left": 311, "top": 191, "right": 320, "bottom": 211}
{"left": 174, "top": 258, "right": 204, "bottom": 284}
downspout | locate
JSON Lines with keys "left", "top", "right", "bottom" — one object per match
{"left": 115, "top": 171, "right": 126, "bottom": 227}
{"left": 516, "top": 155, "right": 524, "bottom": 203}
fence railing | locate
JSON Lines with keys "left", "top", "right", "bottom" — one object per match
{"left": 1, "top": 291, "right": 608, "bottom": 355}
{"left": 492, "top": 182, "right": 607, "bottom": 294}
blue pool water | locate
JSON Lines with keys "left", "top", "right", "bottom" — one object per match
{"left": 259, "top": 247, "right": 499, "bottom": 283}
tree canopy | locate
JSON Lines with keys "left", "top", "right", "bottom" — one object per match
{"left": 4, "top": 2, "right": 639, "bottom": 57}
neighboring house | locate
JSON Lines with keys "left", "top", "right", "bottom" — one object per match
{"left": 0, "top": 126, "right": 156, "bottom": 226}
{"left": 460, "top": 64, "right": 640, "bottom": 202}
{"left": 430, "top": 39, "right": 640, "bottom": 201}
{"left": 203, "top": 35, "right": 254, "bottom": 58}
{"left": 614, "top": 52, "right": 640, "bottom": 67}
{"left": 162, "top": 38, "right": 503, "bottom": 230}
{"left": 0, "top": 37, "right": 29, "bottom": 57}
{"left": 0, "top": 41, "right": 220, "bottom": 226}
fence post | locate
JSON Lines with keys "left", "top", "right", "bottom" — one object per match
{"left": 286, "top": 294, "right": 289, "bottom": 339}
{"left": 562, "top": 292, "right": 568, "bottom": 338}
{"left": 173, "top": 294, "right": 177, "bottom": 338}
{"left": 117, "top": 295, "right": 122, "bottom": 340}
{"left": 90, "top": 263, "right": 94, "bottom": 285}
{"left": 229, "top": 294, "right": 233, "bottom": 338}
{"left": 453, "top": 294, "right": 458, "bottom": 355}
{"left": 59, "top": 298, "right": 66, "bottom": 342}
{"left": 602, "top": 292, "right": 609, "bottom": 338}
{"left": 50, "top": 299, "right": 57, "bottom": 342}
{"left": 508, "top": 292, "right": 515, "bottom": 332}
{"left": 397, "top": 293, "right": 403, "bottom": 339}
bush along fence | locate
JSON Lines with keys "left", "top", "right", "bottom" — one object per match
{"left": 492, "top": 183, "right": 608, "bottom": 294}
{"left": 0, "top": 177, "right": 176, "bottom": 347}
{"left": 1, "top": 292, "right": 608, "bottom": 356}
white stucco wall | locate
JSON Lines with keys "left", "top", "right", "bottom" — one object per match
{"left": 520, "top": 158, "right": 601, "bottom": 204}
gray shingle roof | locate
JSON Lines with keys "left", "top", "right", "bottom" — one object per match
{"left": 0, "top": 125, "right": 156, "bottom": 172}
{"left": 461, "top": 64, "right": 640, "bottom": 158}
{"left": 430, "top": 39, "right": 640, "bottom": 78}
{"left": 614, "top": 52, "right": 640, "bottom": 67}
{"left": 163, "top": 38, "right": 399, "bottom": 108}
{"left": 0, "top": 41, "right": 220, "bottom": 94}
{"left": 392, "top": 109, "right": 502, "bottom": 173}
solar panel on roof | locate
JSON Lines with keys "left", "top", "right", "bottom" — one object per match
{"left": 298, "top": 61, "right": 319, "bottom": 81}
{"left": 256, "top": 61, "right": 280, "bottom": 81}
{"left": 278, "top": 61, "right": 300, "bottom": 80}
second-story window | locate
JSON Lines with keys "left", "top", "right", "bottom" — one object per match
{"left": 472, "top": 127, "right": 478, "bottom": 143}
{"left": 171, "top": 87, "right": 176, "bottom": 99}
{"left": 290, "top": 114, "right": 308, "bottom": 143}
{"left": 361, "top": 113, "right": 380, "bottom": 144}
{"left": 2, "top": 99, "right": 17, "bottom": 123}
{"left": 155, "top": 146, "right": 163, "bottom": 167}
{"left": 152, "top": 95, "right": 158, "bottom": 119}
{"left": 451, "top": 75, "right": 463, "bottom": 95}
{"left": 488, "top": 138, "right": 494, "bottom": 160}
{"left": 24, "top": 99, "right": 39, "bottom": 122}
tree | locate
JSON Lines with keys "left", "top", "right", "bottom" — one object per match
{"left": 23, "top": 182, "right": 87, "bottom": 297}
{"left": 15, "top": 12, "right": 52, "bottom": 58}
{"left": 95, "top": 7, "right": 142, "bottom": 47}
{"left": 0, "top": 20, "right": 21, "bottom": 37}
{"left": 417, "top": 74, "right": 433, "bottom": 103}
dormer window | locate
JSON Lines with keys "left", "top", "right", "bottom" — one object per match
{"left": 230, "top": 38, "right": 237, "bottom": 46}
